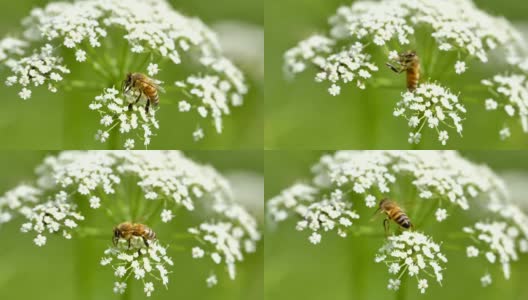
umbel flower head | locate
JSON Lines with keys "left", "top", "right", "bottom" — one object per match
{"left": 1, "top": 0, "right": 248, "bottom": 147}
{"left": 284, "top": 0, "right": 528, "bottom": 145}
{"left": 267, "top": 151, "right": 528, "bottom": 293}
{"left": 0, "top": 151, "right": 260, "bottom": 296}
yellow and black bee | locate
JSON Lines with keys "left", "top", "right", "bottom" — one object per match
{"left": 375, "top": 198, "right": 413, "bottom": 235}
{"left": 386, "top": 50, "right": 421, "bottom": 91}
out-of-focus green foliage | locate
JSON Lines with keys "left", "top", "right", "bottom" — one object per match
{"left": 0, "top": 0, "right": 263, "bottom": 150}
{"left": 0, "top": 151, "right": 263, "bottom": 300}
{"left": 265, "top": 0, "right": 528, "bottom": 149}
{"left": 265, "top": 151, "right": 528, "bottom": 300}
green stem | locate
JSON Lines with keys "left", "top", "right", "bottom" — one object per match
{"left": 122, "top": 275, "right": 133, "bottom": 300}
{"left": 74, "top": 198, "right": 97, "bottom": 300}
{"left": 396, "top": 274, "right": 408, "bottom": 300}
{"left": 361, "top": 88, "right": 378, "bottom": 148}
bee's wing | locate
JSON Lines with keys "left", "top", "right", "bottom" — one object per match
{"left": 153, "top": 80, "right": 166, "bottom": 93}
{"left": 138, "top": 78, "right": 166, "bottom": 94}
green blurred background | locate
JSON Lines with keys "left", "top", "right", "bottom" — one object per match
{"left": 0, "top": 151, "right": 263, "bottom": 300}
{"left": 0, "top": 0, "right": 263, "bottom": 150}
{"left": 265, "top": 0, "right": 528, "bottom": 149}
{"left": 265, "top": 151, "right": 528, "bottom": 300}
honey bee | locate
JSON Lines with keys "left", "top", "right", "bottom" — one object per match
{"left": 386, "top": 50, "right": 421, "bottom": 91}
{"left": 113, "top": 222, "right": 157, "bottom": 248}
{"left": 374, "top": 198, "right": 413, "bottom": 235}
{"left": 122, "top": 73, "right": 165, "bottom": 113}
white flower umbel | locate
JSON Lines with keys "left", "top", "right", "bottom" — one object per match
{"left": 328, "top": 0, "right": 523, "bottom": 62}
{"left": 2, "top": 0, "right": 247, "bottom": 146}
{"left": 285, "top": 38, "right": 378, "bottom": 94}
{"left": 482, "top": 74, "right": 528, "bottom": 137}
{"left": 393, "top": 83, "right": 465, "bottom": 146}
{"left": 284, "top": 0, "right": 528, "bottom": 145}
{"left": 268, "top": 151, "right": 507, "bottom": 237}
{"left": 0, "top": 151, "right": 260, "bottom": 292}
{"left": 101, "top": 238, "right": 173, "bottom": 297}
{"left": 89, "top": 87, "right": 159, "bottom": 147}
{"left": 20, "top": 193, "right": 85, "bottom": 245}
{"left": 376, "top": 231, "right": 446, "bottom": 294}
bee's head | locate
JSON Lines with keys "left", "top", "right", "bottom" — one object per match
{"left": 398, "top": 50, "right": 417, "bottom": 64}
{"left": 112, "top": 226, "right": 120, "bottom": 245}
{"left": 379, "top": 198, "right": 390, "bottom": 209}
{"left": 122, "top": 73, "right": 133, "bottom": 93}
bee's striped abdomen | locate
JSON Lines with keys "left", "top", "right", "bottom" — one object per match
{"left": 389, "top": 209, "right": 411, "bottom": 229}
{"left": 145, "top": 227, "right": 156, "bottom": 240}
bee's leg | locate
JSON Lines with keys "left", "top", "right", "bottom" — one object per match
{"left": 129, "top": 91, "right": 142, "bottom": 111}
{"left": 145, "top": 98, "right": 150, "bottom": 114}
{"left": 127, "top": 239, "right": 131, "bottom": 250}
{"left": 143, "top": 237, "right": 150, "bottom": 248}
{"left": 386, "top": 63, "right": 405, "bottom": 74}
{"left": 383, "top": 218, "right": 390, "bottom": 237}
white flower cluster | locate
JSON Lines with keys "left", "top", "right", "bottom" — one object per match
{"left": 0, "top": 184, "right": 41, "bottom": 225}
{"left": 393, "top": 83, "right": 465, "bottom": 145}
{"left": 2, "top": 0, "right": 247, "bottom": 146}
{"left": 176, "top": 71, "right": 246, "bottom": 140}
{"left": 20, "top": 192, "right": 85, "bottom": 246}
{"left": 89, "top": 87, "right": 159, "bottom": 147}
{"left": 463, "top": 219, "right": 528, "bottom": 285}
{"left": 284, "top": 0, "right": 528, "bottom": 144}
{"left": 375, "top": 231, "right": 446, "bottom": 294}
{"left": 268, "top": 151, "right": 508, "bottom": 243}
{"left": 295, "top": 195, "right": 360, "bottom": 244}
{"left": 4, "top": 44, "right": 70, "bottom": 99}
{"left": 188, "top": 201, "right": 261, "bottom": 285}
{"left": 0, "top": 37, "right": 27, "bottom": 62}
{"left": 328, "top": 0, "right": 523, "bottom": 63}
{"left": 284, "top": 37, "right": 377, "bottom": 95}
{"left": 101, "top": 239, "right": 173, "bottom": 297}
{"left": 482, "top": 74, "right": 528, "bottom": 139}
{"left": 0, "top": 151, "right": 260, "bottom": 290}
{"left": 267, "top": 183, "right": 320, "bottom": 223}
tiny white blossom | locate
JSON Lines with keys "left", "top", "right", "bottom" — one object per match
{"left": 19, "top": 88, "right": 31, "bottom": 100}
{"left": 481, "top": 274, "right": 492, "bottom": 287}
{"left": 387, "top": 279, "right": 400, "bottom": 291}
{"left": 500, "top": 127, "right": 511, "bottom": 140}
{"left": 435, "top": 208, "right": 448, "bottom": 222}
{"left": 309, "top": 232, "right": 321, "bottom": 244}
{"left": 485, "top": 99, "right": 498, "bottom": 110}
{"left": 160, "top": 209, "right": 173, "bottom": 223}
{"left": 147, "top": 63, "right": 159, "bottom": 76}
{"left": 192, "top": 247, "right": 205, "bottom": 259}
{"left": 365, "top": 195, "right": 376, "bottom": 208}
{"left": 75, "top": 49, "right": 86, "bottom": 62}
{"left": 179, "top": 101, "right": 191, "bottom": 112}
{"left": 418, "top": 279, "right": 428, "bottom": 293}
{"left": 455, "top": 61, "right": 467, "bottom": 74}
{"left": 113, "top": 282, "right": 127, "bottom": 294}
{"left": 34, "top": 234, "right": 46, "bottom": 247}
{"left": 206, "top": 274, "right": 218, "bottom": 287}
{"left": 466, "top": 246, "right": 479, "bottom": 257}
{"left": 328, "top": 84, "right": 341, "bottom": 96}
{"left": 193, "top": 128, "right": 204, "bottom": 141}
{"left": 124, "top": 139, "right": 135, "bottom": 150}
{"left": 144, "top": 282, "right": 154, "bottom": 297}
